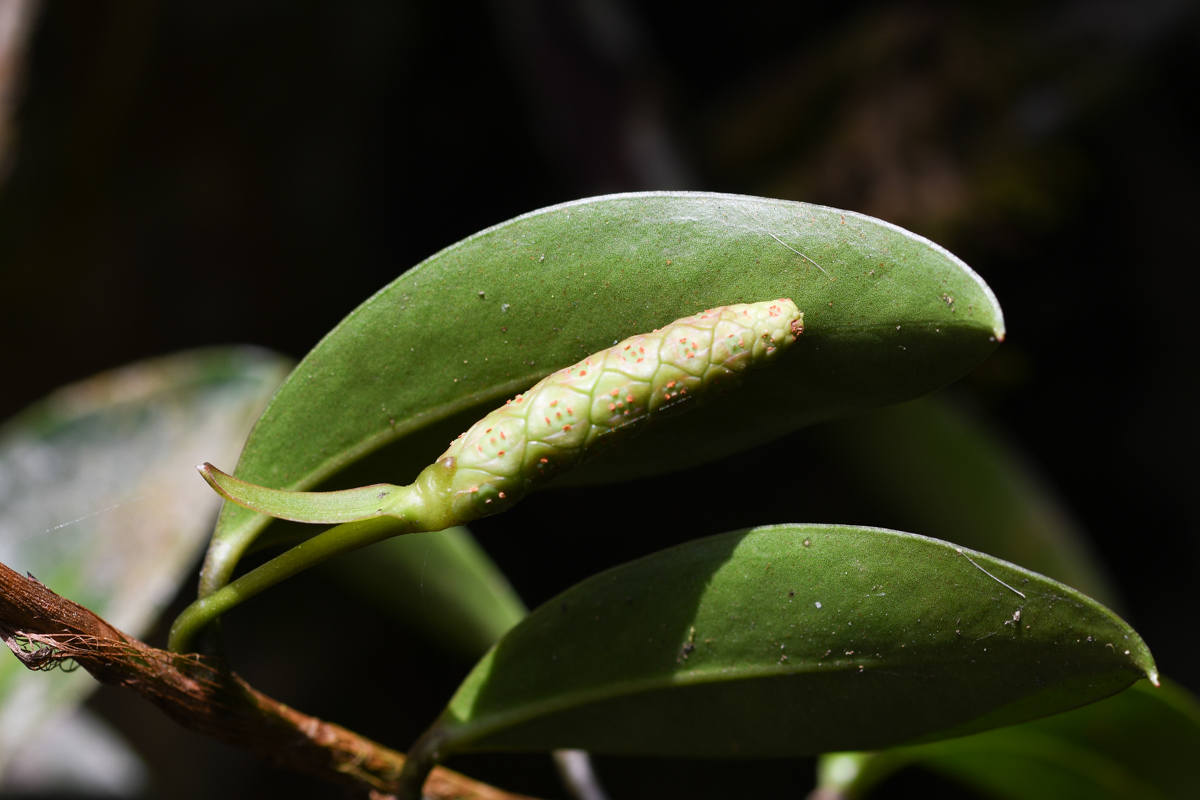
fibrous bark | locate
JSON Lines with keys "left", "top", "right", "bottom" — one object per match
{"left": 0, "top": 560, "right": 535, "bottom": 800}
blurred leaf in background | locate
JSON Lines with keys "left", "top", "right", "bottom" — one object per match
{"left": 815, "top": 679, "right": 1200, "bottom": 800}
{"left": 0, "top": 348, "right": 290, "bottom": 791}
{"left": 808, "top": 394, "right": 1119, "bottom": 608}
{"left": 329, "top": 527, "right": 526, "bottom": 662}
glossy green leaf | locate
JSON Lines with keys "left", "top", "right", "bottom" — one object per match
{"left": 0, "top": 348, "right": 290, "bottom": 778}
{"left": 326, "top": 526, "right": 526, "bottom": 660}
{"left": 201, "top": 192, "right": 1004, "bottom": 593}
{"left": 423, "top": 525, "right": 1154, "bottom": 758}
{"left": 810, "top": 395, "right": 1120, "bottom": 608}
{"left": 817, "top": 679, "right": 1200, "bottom": 800}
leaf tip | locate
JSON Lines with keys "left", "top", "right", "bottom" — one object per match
{"left": 1125, "top": 639, "right": 1159, "bottom": 687}
{"left": 197, "top": 462, "right": 232, "bottom": 500}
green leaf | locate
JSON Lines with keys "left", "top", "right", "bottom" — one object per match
{"left": 201, "top": 192, "right": 1004, "bottom": 593}
{"left": 325, "top": 526, "right": 526, "bottom": 660}
{"left": 0, "top": 347, "right": 291, "bottom": 777}
{"left": 423, "top": 524, "right": 1154, "bottom": 758}
{"left": 818, "top": 679, "right": 1200, "bottom": 800}
{"left": 810, "top": 396, "right": 1121, "bottom": 608}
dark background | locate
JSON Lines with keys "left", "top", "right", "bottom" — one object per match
{"left": 1, "top": 1, "right": 1198, "bottom": 798}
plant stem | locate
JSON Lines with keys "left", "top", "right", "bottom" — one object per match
{"left": 397, "top": 723, "right": 450, "bottom": 800}
{"left": 168, "top": 514, "right": 415, "bottom": 653}
{"left": 553, "top": 750, "right": 612, "bottom": 800}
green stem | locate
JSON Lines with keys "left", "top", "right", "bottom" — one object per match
{"left": 169, "top": 514, "right": 415, "bottom": 653}
{"left": 197, "top": 518, "right": 319, "bottom": 600}
{"left": 174, "top": 460, "right": 459, "bottom": 652}
{"left": 396, "top": 722, "right": 449, "bottom": 800}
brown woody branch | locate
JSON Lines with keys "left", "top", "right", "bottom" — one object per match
{"left": 0, "top": 560, "right": 535, "bottom": 800}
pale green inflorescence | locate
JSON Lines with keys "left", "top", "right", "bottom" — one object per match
{"left": 429, "top": 299, "right": 803, "bottom": 523}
